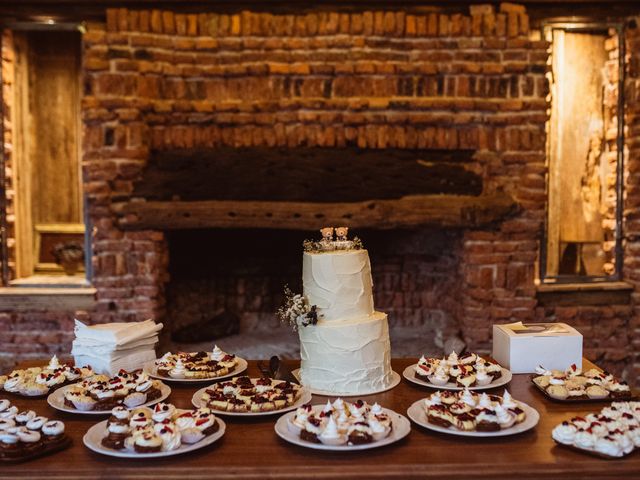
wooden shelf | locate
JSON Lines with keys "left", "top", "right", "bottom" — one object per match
{"left": 116, "top": 193, "right": 518, "bottom": 231}
{"left": 0, "top": 286, "right": 96, "bottom": 311}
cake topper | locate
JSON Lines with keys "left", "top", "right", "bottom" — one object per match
{"left": 303, "top": 227, "right": 364, "bottom": 253}
{"left": 335, "top": 227, "right": 348, "bottom": 242}
{"left": 320, "top": 227, "right": 334, "bottom": 242}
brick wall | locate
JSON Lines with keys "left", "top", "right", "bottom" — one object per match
{"left": 0, "top": 3, "right": 638, "bottom": 385}
{"left": 81, "top": 3, "right": 548, "bottom": 350}
{"left": 623, "top": 18, "right": 640, "bottom": 384}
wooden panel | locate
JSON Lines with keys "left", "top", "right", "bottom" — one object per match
{"left": 117, "top": 193, "right": 518, "bottom": 230}
{"left": 11, "top": 31, "right": 83, "bottom": 279}
{"left": 28, "top": 31, "right": 82, "bottom": 226}
{"left": 132, "top": 148, "right": 481, "bottom": 203}
{"left": 12, "top": 33, "right": 35, "bottom": 279}
{"left": 547, "top": 30, "right": 609, "bottom": 276}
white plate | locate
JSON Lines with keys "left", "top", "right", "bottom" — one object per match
{"left": 191, "top": 384, "right": 312, "bottom": 417}
{"left": 406, "top": 398, "right": 540, "bottom": 437}
{"left": 47, "top": 383, "right": 171, "bottom": 415}
{"left": 143, "top": 357, "right": 248, "bottom": 383}
{"left": 291, "top": 369, "right": 402, "bottom": 397}
{"left": 402, "top": 364, "right": 512, "bottom": 391}
{"left": 83, "top": 417, "right": 226, "bottom": 458}
{"left": 274, "top": 407, "right": 411, "bottom": 451}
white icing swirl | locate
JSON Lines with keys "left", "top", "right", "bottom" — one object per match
{"left": 42, "top": 420, "right": 65, "bottom": 436}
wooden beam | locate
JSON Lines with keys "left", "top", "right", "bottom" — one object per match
{"left": 116, "top": 193, "right": 518, "bottom": 230}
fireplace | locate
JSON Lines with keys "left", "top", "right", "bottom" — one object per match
{"left": 163, "top": 228, "right": 464, "bottom": 359}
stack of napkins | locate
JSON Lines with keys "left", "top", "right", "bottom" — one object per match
{"left": 72, "top": 319, "right": 163, "bottom": 375}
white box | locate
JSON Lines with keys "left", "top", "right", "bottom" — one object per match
{"left": 492, "top": 322, "right": 583, "bottom": 374}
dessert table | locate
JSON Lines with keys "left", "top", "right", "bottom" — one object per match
{"left": 1, "top": 358, "right": 638, "bottom": 479}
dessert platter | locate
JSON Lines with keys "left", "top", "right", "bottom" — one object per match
{"left": 0, "top": 399, "right": 71, "bottom": 463}
{"left": 83, "top": 402, "right": 226, "bottom": 458}
{"left": 143, "top": 345, "right": 248, "bottom": 383}
{"left": 0, "top": 355, "right": 94, "bottom": 397}
{"left": 532, "top": 364, "right": 635, "bottom": 402}
{"left": 192, "top": 376, "right": 311, "bottom": 416}
{"left": 407, "top": 389, "right": 539, "bottom": 437}
{"left": 279, "top": 228, "right": 399, "bottom": 396}
{"left": 48, "top": 369, "right": 170, "bottom": 414}
{"left": 552, "top": 402, "right": 640, "bottom": 459}
{"left": 274, "top": 398, "right": 411, "bottom": 451}
{"left": 403, "top": 351, "right": 512, "bottom": 391}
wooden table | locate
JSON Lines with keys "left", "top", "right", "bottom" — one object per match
{"left": 1, "top": 359, "right": 639, "bottom": 479}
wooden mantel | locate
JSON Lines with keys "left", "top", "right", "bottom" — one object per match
{"left": 115, "top": 193, "right": 518, "bottom": 230}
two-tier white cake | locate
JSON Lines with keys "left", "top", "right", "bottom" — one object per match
{"left": 295, "top": 229, "right": 394, "bottom": 395}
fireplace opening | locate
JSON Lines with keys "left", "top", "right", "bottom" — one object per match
{"left": 162, "top": 228, "right": 464, "bottom": 359}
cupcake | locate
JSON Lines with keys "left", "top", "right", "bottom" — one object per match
{"left": 15, "top": 410, "right": 36, "bottom": 426}
{"left": 494, "top": 404, "right": 516, "bottom": 429}
{"left": 586, "top": 385, "right": 609, "bottom": 400}
{"left": 426, "top": 404, "right": 454, "bottom": 428}
{"left": 475, "top": 366, "right": 492, "bottom": 387}
{"left": 594, "top": 436, "right": 624, "bottom": 457}
{"left": 25, "top": 416, "right": 48, "bottom": 431}
{"left": 456, "top": 374, "right": 476, "bottom": 388}
{"left": 109, "top": 406, "right": 130, "bottom": 425}
{"left": 347, "top": 422, "right": 373, "bottom": 445}
{"left": 474, "top": 408, "right": 500, "bottom": 432}
{"left": 319, "top": 416, "right": 347, "bottom": 446}
{"left": 551, "top": 421, "right": 577, "bottom": 445}
{"left": 133, "top": 432, "right": 163, "bottom": 453}
{"left": 41, "top": 420, "right": 65, "bottom": 444}
{"left": 72, "top": 394, "right": 97, "bottom": 411}
{"left": 102, "top": 422, "right": 130, "bottom": 450}
{"left": 0, "top": 431, "right": 21, "bottom": 457}
{"left": 300, "top": 417, "right": 322, "bottom": 443}
{"left": 428, "top": 366, "right": 450, "bottom": 386}
{"left": 454, "top": 412, "right": 476, "bottom": 431}
{"left": 124, "top": 392, "right": 147, "bottom": 408}
{"left": 547, "top": 385, "right": 569, "bottom": 400}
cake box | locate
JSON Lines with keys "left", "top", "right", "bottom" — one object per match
{"left": 492, "top": 322, "right": 583, "bottom": 374}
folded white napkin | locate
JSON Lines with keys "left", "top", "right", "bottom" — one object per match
{"left": 72, "top": 335, "right": 159, "bottom": 354}
{"left": 73, "top": 319, "right": 163, "bottom": 346}
{"left": 74, "top": 349, "right": 157, "bottom": 376}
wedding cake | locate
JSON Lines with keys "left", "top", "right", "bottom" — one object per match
{"left": 279, "top": 228, "right": 394, "bottom": 395}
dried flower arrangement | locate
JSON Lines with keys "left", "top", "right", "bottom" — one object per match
{"left": 277, "top": 286, "right": 319, "bottom": 330}
{"left": 52, "top": 241, "right": 84, "bottom": 275}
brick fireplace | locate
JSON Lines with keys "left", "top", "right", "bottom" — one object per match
{"left": 1, "top": 3, "right": 639, "bottom": 385}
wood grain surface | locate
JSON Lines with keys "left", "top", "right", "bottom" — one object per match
{"left": 1, "top": 358, "right": 638, "bottom": 479}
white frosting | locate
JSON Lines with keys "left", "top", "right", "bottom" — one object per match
{"left": 26, "top": 416, "right": 47, "bottom": 430}
{"left": 299, "top": 312, "right": 393, "bottom": 395}
{"left": 319, "top": 416, "right": 346, "bottom": 445}
{"left": 152, "top": 403, "right": 176, "bottom": 423}
{"left": 211, "top": 345, "right": 226, "bottom": 362}
{"left": 594, "top": 437, "right": 624, "bottom": 457}
{"left": 302, "top": 250, "right": 374, "bottom": 322}
{"left": 42, "top": 420, "right": 65, "bottom": 436}
{"left": 109, "top": 422, "right": 130, "bottom": 434}
{"left": 169, "top": 359, "right": 187, "bottom": 379}
{"left": 48, "top": 355, "right": 61, "bottom": 370}
{"left": 552, "top": 423, "right": 577, "bottom": 444}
